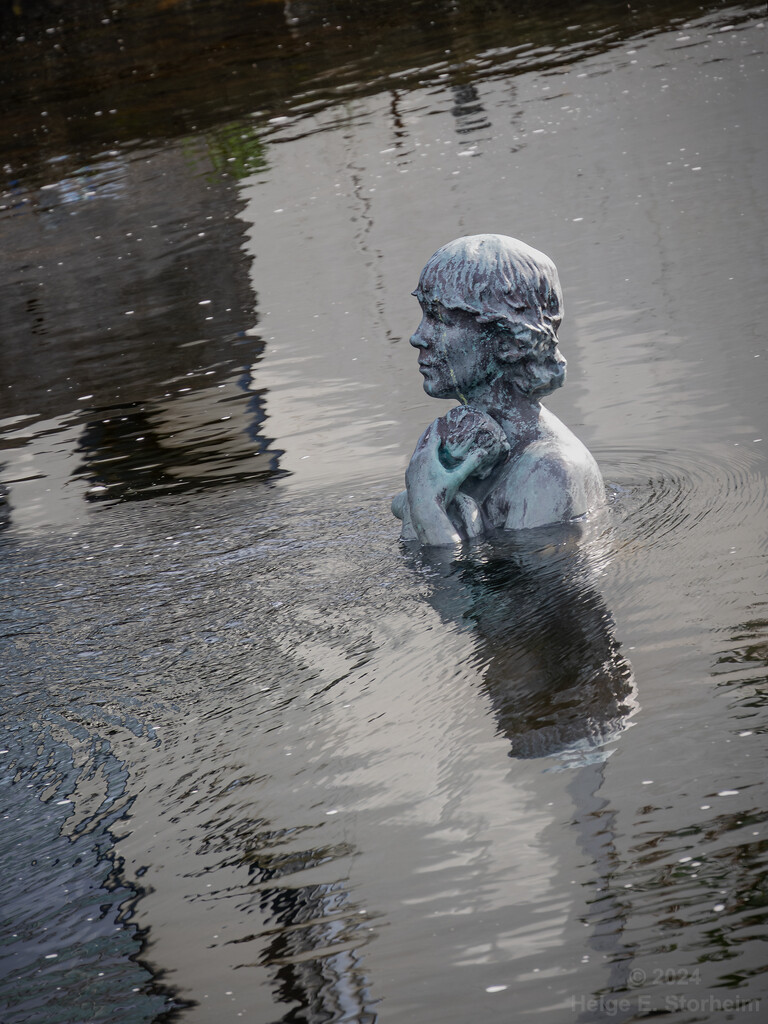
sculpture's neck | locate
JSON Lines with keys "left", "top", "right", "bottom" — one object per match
{"left": 463, "top": 381, "right": 542, "bottom": 449}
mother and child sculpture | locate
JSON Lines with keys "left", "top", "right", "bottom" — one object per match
{"left": 392, "top": 234, "right": 603, "bottom": 545}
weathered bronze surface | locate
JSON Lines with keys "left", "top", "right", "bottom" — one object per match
{"left": 394, "top": 234, "right": 604, "bottom": 544}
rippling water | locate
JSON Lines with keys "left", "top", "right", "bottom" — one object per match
{"left": 1, "top": 1, "right": 767, "bottom": 1022}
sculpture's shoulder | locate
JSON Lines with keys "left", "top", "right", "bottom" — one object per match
{"left": 485, "top": 410, "right": 604, "bottom": 531}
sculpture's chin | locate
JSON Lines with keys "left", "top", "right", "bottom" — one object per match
{"left": 423, "top": 379, "right": 454, "bottom": 400}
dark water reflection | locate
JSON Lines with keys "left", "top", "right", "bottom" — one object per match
{"left": 2, "top": 480, "right": 762, "bottom": 1021}
{"left": 410, "top": 527, "right": 637, "bottom": 763}
{"left": 0, "top": 132, "right": 282, "bottom": 511}
{"left": 1, "top": 0, "right": 767, "bottom": 1022}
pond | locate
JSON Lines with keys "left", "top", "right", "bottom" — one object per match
{"left": 1, "top": 1, "right": 766, "bottom": 1021}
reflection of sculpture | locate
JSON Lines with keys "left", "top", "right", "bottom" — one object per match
{"left": 410, "top": 527, "right": 638, "bottom": 978}
{"left": 392, "top": 235, "right": 604, "bottom": 545}
{"left": 412, "top": 527, "right": 637, "bottom": 763}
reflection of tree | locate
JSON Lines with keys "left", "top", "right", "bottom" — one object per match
{"left": 1, "top": 125, "right": 283, "bottom": 507}
{"left": 199, "top": 822, "right": 378, "bottom": 1023}
{"left": 714, "top": 617, "right": 768, "bottom": 701}
{"left": 73, "top": 374, "right": 284, "bottom": 504}
{"left": 258, "top": 879, "right": 378, "bottom": 1024}
{"left": 388, "top": 89, "right": 407, "bottom": 149}
{"left": 1, "top": 0, "right": 742, "bottom": 186}
{"left": 0, "top": 479, "right": 10, "bottom": 529}
{"left": 449, "top": 81, "right": 491, "bottom": 137}
{"left": 190, "top": 120, "right": 268, "bottom": 182}
{"left": 0, "top": 138, "right": 259, "bottom": 423}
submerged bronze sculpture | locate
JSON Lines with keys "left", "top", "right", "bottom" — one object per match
{"left": 392, "top": 234, "right": 604, "bottom": 545}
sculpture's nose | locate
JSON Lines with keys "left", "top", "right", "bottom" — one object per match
{"left": 410, "top": 318, "right": 428, "bottom": 348}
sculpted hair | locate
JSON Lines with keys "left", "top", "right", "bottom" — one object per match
{"left": 413, "top": 234, "right": 566, "bottom": 397}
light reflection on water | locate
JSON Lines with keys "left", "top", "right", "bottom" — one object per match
{"left": 2, "top": 491, "right": 632, "bottom": 1019}
{"left": 2, "top": 467, "right": 766, "bottom": 1020}
{"left": 1, "top": 1, "right": 767, "bottom": 1022}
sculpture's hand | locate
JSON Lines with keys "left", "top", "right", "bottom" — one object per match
{"left": 438, "top": 406, "right": 510, "bottom": 483}
{"left": 404, "top": 407, "right": 509, "bottom": 546}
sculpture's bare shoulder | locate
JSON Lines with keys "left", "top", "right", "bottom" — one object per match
{"left": 485, "top": 409, "right": 604, "bottom": 531}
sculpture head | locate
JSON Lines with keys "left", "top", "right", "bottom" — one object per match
{"left": 410, "top": 234, "right": 566, "bottom": 401}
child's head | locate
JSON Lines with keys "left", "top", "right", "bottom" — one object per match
{"left": 413, "top": 234, "right": 566, "bottom": 398}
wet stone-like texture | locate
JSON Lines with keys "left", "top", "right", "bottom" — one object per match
{"left": 1, "top": 2, "right": 767, "bottom": 1022}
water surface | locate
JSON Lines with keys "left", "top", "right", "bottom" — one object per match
{"left": 1, "top": 2, "right": 766, "bottom": 1022}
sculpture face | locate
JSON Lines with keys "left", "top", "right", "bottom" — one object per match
{"left": 410, "top": 234, "right": 569, "bottom": 402}
{"left": 409, "top": 300, "right": 498, "bottom": 401}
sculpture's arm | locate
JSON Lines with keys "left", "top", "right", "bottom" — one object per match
{"left": 392, "top": 487, "right": 483, "bottom": 542}
{"left": 404, "top": 418, "right": 499, "bottom": 546}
